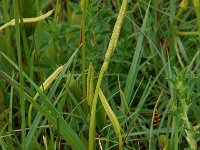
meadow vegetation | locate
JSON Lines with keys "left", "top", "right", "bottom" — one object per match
{"left": 0, "top": 0, "right": 200, "bottom": 149}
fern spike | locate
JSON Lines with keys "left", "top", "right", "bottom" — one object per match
{"left": 99, "top": 89, "right": 123, "bottom": 150}
{"left": 87, "top": 63, "right": 94, "bottom": 107}
{"left": 88, "top": 0, "right": 128, "bottom": 149}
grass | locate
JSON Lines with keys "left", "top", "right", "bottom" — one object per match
{"left": 0, "top": 0, "right": 200, "bottom": 149}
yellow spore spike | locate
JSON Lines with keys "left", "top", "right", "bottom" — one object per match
{"left": 28, "top": 65, "right": 63, "bottom": 127}
{"left": 103, "top": 0, "right": 127, "bottom": 66}
{"left": 87, "top": 63, "right": 94, "bottom": 107}
{"left": 180, "top": 0, "right": 188, "bottom": 9}
{"left": 99, "top": 89, "right": 122, "bottom": 150}
{"left": 0, "top": 10, "right": 54, "bottom": 31}
{"left": 40, "top": 65, "right": 63, "bottom": 91}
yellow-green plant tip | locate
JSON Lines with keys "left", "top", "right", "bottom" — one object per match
{"left": 41, "top": 66, "right": 63, "bottom": 90}
{"left": 175, "top": 0, "right": 188, "bottom": 21}
{"left": 0, "top": 10, "right": 54, "bottom": 31}
{"left": 176, "top": 31, "right": 200, "bottom": 36}
{"left": 81, "top": 0, "right": 88, "bottom": 11}
{"left": 99, "top": 89, "right": 123, "bottom": 150}
{"left": 192, "top": 0, "right": 199, "bottom": 8}
{"left": 81, "top": 0, "right": 84, "bottom": 11}
{"left": 180, "top": 0, "right": 188, "bottom": 9}
{"left": 66, "top": 72, "right": 83, "bottom": 101}
{"left": 158, "top": 134, "right": 170, "bottom": 150}
{"left": 28, "top": 65, "right": 63, "bottom": 127}
{"left": 185, "top": 127, "right": 197, "bottom": 149}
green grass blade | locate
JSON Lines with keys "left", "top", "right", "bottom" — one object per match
{"left": 13, "top": 0, "right": 26, "bottom": 147}
{"left": 124, "top": 1, "right": 150, "bottom": 109}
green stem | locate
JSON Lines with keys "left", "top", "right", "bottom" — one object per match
{"left": 173, "top": 0, "right": 188, "bottom": 25}
{"left": 13, "top": 0, "right": 26, "bottom": 148}
{"left": 166, "top": 114, "right": 172, "bottom": 148}
{"left": 81, "top": 0, "right": 87, "bottom": 99}
{"left": 19, "top": 0, "right": 31, "bottom": 68}
{"left": 180, "top": 96, "right": 197, "bottom": 149}
{"left": 36, "top": 0, "right": 40, "bottom": 16}
{"left": 89, "top": 73, "right": 104, "bottom": 150}
{"left": 2, "top": 0, "right": 16, "bottom": 63}
{"left": 54, "top": 0, "right": 60, "bottom": 30}
{"left": 172, "top": 92, "right": 179, "bottom": 150}
{"left": 192, "top": 0, "right": 200, "bottom": 34}
{"left": 173, "top": 116, "right": 179, "bottom": 150}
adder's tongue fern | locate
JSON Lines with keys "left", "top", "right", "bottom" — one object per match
{"left": 88, "top": 0, "right": 128, "bottom": 150}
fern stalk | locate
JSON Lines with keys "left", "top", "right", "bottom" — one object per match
{"left": 88, "top": 0, "right": 128, "bottom": 149}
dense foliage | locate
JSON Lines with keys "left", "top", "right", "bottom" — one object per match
{"left": 0, "top": 0, "right": 200, "bottom": 149}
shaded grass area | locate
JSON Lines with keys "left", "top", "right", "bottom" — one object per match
{"left": 0, "top": 0, "right": 200, "bottom": 149}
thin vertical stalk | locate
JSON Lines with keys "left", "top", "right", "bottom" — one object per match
{"left": 13, "top": 0, "right": 26, "bottom": 148}
{"left": 36, "top": 0, "right": 40, "bottom": 16}
{"left": 54, "top": 0, "right": 60, "bottom": 30}
{"left": 192, "top": 0, "right": 200, "bottom": 33}
{"left": 166, "top": 114, "right": 172, "bottom": 148}
{"left": 81, "top": 0, "right": 88, "bottom": 98}
{"left": 19, "top": 0, "right": 31, "bottom": 68}
{"left": 116, "top": 0, "right": 121, "bottom": 11}
{"left": 8, "top": 73, "right": 14, "bottom": 134}
{"left": 2, "top": 0, "right": 16, "bottom": 62}
{"left": 89, "top": 0, "right": 127, "bottom": 149}
{"left": 173, "top": 95, "right": 179, "bottom": 150}
{"left": 66, "top": 0, "right": 71, "bottom": 20}
{"left": 174, "top": 35, "right": 185, "bottom": 68}
{"left": 149, "top": 91, "right": 163, "bottom": 149}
